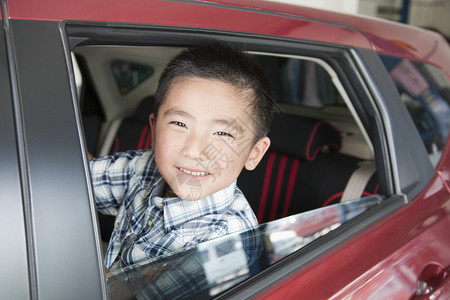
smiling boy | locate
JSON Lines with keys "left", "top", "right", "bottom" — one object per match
{"left": 90, "top": 42, "right": 275, "bottom": 270}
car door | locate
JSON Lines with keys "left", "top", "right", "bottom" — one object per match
{"left": 6, "top": 1, "right": 449, "bottom": 298}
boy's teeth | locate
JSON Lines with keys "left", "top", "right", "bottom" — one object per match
{"left": 179, "top": 167, "right": 208, "bottom": 176}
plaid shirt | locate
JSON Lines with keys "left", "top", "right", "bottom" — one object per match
{"left": 90, "top": 150, "right": 258, "bottom": 270}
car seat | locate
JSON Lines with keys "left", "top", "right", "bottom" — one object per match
{"left": 107, "top": 96, "right": 155, "bottom": 155}
{"left": 237, "top": 114, "right": 379, "bottom": 223}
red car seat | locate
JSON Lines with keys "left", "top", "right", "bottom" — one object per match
{"left": 237, "top": 114, "right": 379, "bottom": 223}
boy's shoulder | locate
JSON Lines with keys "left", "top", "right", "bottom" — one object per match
{"left": 91, "top": 149, "right": 156, "bottom": 174}
{"left": 120, "top": 149, "right": 157, "bottom": 174}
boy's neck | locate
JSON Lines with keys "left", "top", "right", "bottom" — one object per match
{"left": 163, "top": 184, "right": 177, "bottom": 198}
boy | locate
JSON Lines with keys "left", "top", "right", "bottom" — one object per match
{"left": 90, "top": 42, "right": 275, "bottom": 271}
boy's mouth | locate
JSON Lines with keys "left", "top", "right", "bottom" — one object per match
{"left": 177, "top": 167, "right": 210, "bottom": 177}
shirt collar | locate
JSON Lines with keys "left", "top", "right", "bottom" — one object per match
{"left": 152, "top": 180, "right": 237, "bottom": 232}
{"left": 149, "top": 175, "right": 165, "bottom": 209}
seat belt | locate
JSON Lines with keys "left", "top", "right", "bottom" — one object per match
{"left": 341, "top": 161, "right": 376, "bottom": 203}
{"left": 98, "top": 118, "right": 123, "bottom": 157}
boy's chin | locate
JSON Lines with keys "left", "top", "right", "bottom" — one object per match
{"left": 170, "top": 186, "right": 205, "bottom": 201}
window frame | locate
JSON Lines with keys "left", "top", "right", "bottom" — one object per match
{"left": 64, "top": 22, "right": 430, "bottom": 297}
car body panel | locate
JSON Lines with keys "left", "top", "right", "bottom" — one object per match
{"left": 6, "top": 0, "right": 450, "bottom": 77}
{"left": 6, "top": 0, "right": 372, "bottom": 50}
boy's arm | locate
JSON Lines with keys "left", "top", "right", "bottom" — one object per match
{"left": 89, "top": 151, "right": 139, "bottom": 215}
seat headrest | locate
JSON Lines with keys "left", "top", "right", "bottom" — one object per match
{"left": 132, "top": 96, "right": 156, "bottom": 123}
{"left": 268, "top": 114, "right": 341, "bottom": 161}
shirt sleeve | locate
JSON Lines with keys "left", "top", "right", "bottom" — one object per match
{"left": 90, "top": 150, "right": 143, "bottom": 215}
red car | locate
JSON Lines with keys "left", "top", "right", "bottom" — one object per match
{"left": 2, "top": 0, "right": 450, "bottom": 299}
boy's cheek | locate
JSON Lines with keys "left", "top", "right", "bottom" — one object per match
{"left": 214, "top": 153, "right": 237, "bottom": 170}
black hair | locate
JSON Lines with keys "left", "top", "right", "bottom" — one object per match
{"left": 154, "top": 42, "right": 276, "bottom": 141}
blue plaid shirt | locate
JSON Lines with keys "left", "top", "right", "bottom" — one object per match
{"left": 90, "top": 150, "right": 258, "bottom": 270}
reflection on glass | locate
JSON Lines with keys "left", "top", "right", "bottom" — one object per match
{"left": 253, "top": 55, "right": 339, "bottom": 107}
{"left": 199, "top": 236, "right": 250, "bottom": 296}
{"left": 380, "top": 54, "right": 450, "bottom": 166}
{"left": 107, "top": 195, "right": 382, "bottom": 299}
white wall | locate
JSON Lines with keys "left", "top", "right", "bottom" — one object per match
{"left": 265, "top": 0, "right": 359, "bottom": 14}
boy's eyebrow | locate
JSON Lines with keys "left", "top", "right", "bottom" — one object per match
{"left": 213, "top": 118, "right": 245, "bottom": 133}
{"left": 164, "top": 109, "right": 245, "bottom": 133}
{"left": 163, "top": 109, "right": 194, "bottom": 119}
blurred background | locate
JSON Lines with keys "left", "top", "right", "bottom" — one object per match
{"left": 269, "top": 0, "right": 450, "bottom": 41}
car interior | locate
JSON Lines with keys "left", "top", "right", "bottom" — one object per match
{"left": 73, "top": 45, "right": 380, "bottom": 245}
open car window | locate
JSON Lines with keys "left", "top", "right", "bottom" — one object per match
{"left": 73, "top": 40, "right": 386, "bottom": 298}
{"left": 106, "top": 195, "right": 382, "bottom": 299}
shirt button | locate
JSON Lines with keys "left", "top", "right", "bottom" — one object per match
{"left": 147, "top": 220, "right": 153, "bottom": 228}
{"left": 115, "top": 222, "right": 119, "bottom": 230}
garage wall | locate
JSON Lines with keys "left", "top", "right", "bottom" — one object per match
{"left": 409, "top": 0, "right": 450, "bottom": 37}
{"left": 359, "top": 0, "right": 450, "bottom": 37}
{"left": 270, "top": 0, "right": 450, "bottom": 38}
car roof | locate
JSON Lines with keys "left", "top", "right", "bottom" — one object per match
{"left": 5, "top": 0, "right": 450, "bottom": 75}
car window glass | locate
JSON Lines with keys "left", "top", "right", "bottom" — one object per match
{"left": 380, "top": 54, "right": 450, "bottom": 166}
{"left": 106, "top": 195, "right": 382, "bottom": 299}
{"left": 254, "top": 55, "right": 344, "bottom": 108}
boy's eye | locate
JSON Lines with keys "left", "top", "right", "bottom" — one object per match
{"left": 170, "top": 121, "right": 187, "bottom": 128}
{"left": 215, "top": 131, "right": 234, "bottom": 138}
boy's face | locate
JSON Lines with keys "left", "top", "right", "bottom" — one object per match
{"left": 150, "top": 77, "right": 270, "bottom": 201}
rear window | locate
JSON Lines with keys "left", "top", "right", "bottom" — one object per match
{"left": 380, "top": 54, "right": 450, "bottom": 166}
{"left": 254, "top": 55, "right": 344, "bottom": 108}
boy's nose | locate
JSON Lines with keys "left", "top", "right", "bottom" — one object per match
{"left": 182, "top": 134, "right": 210, "bottom": 161}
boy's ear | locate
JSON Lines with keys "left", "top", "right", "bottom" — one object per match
{"left": 244, "top": 137, "right": 271, "bottom": 171}
{"left": 149, "top": 113, "right": 156, "bottom": 148}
